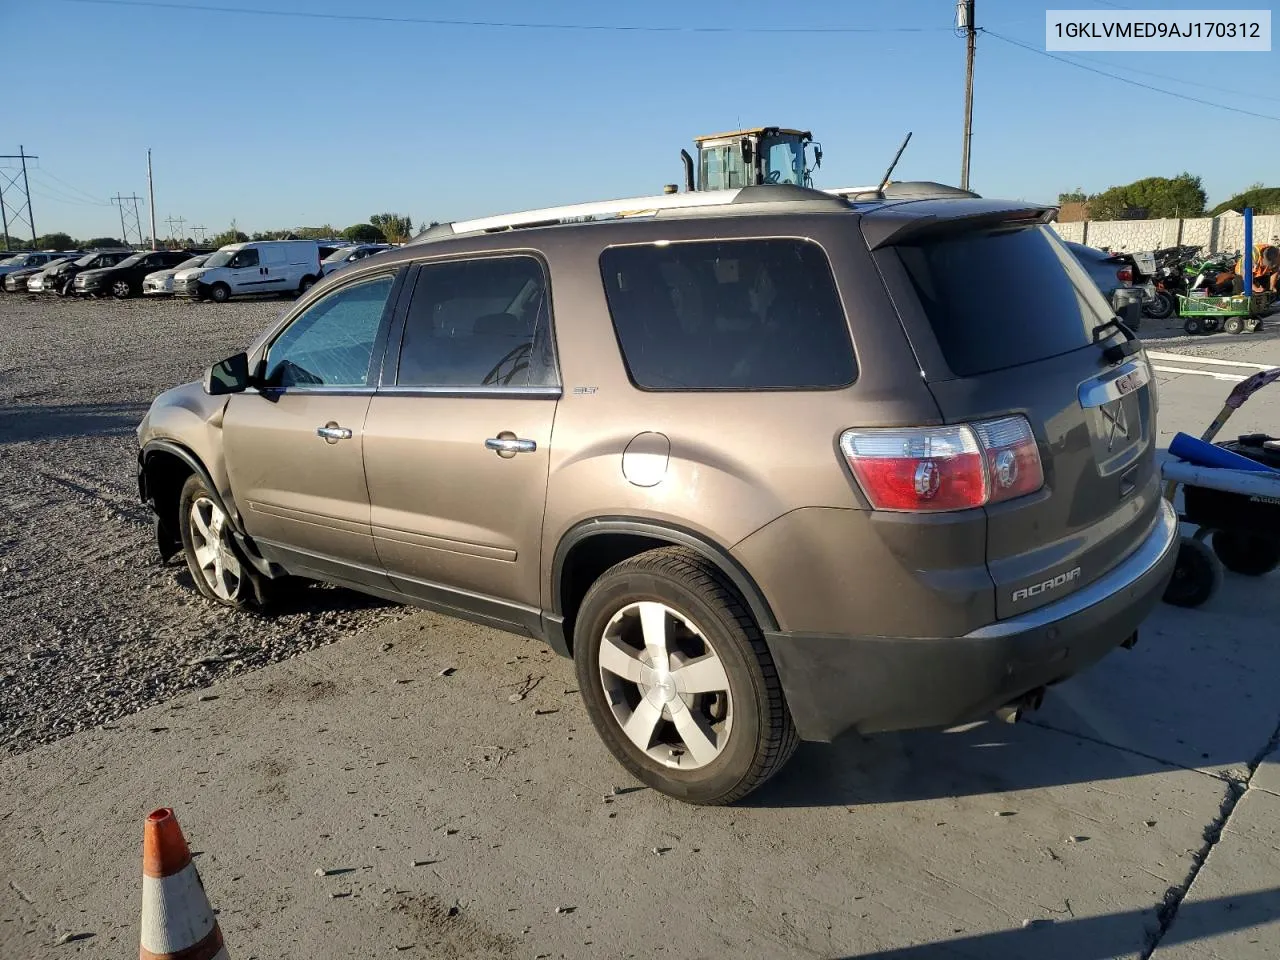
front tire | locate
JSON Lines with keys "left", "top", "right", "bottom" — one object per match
{"left": 208, "top": 282, "right": 231, "bottom": 304}
{"left": 1162, "top": 536, "right": 1222, "bottom": 608}
{"left": 177, "top": 474, "right": 271, "bottom": 610}
{"left": 111, "top": 279, "right": 133, "bottom": 299}
{"left": 1211, "top": 531, "right": 1280, "bottom": 576}
{"left": 573, "top": 547, "right": 798, "bottom": 805}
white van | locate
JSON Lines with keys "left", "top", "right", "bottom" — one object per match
{"left": 172, "top": 240, "right": 321, "bottom": 302}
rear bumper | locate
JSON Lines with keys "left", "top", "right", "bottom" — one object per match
{"left": 765, "top": 498, "right": 1179, "bottom": 741}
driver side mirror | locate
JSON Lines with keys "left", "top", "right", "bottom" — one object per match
{"left": 203, "top": 352, "right": 250, "bottom": 395}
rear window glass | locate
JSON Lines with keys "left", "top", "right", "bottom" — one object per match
{"left": 895, "top": 225, "right": 1111, "bottom": 377}
{"left": 599, "top": 238, "right": 855, "bottom": 391}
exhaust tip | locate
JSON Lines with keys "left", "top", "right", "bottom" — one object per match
{"left": 995, "top": 686, "right": 1046, "bottom": 724}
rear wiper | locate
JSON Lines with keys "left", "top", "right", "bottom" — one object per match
{"left": 1091, "top": 317, "right": 1141, "bottom": 366}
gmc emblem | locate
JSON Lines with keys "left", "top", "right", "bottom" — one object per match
{"left": 1013, "top": 567, "right": 1082, "bottom": 603}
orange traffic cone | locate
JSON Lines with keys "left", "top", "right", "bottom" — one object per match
{"left": 139, "top": 807, "right": 228, "bottom": 960}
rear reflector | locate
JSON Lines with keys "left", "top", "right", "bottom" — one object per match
{"left": 840, "top": 415, "right": 1044, "bottom": 512}
{"left": 1117, "top": 266, "right": 1134, "bottom": 284}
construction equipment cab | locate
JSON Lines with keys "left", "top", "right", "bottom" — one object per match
{"left": 684, "top": 127, "right": 822, "bottom": 191}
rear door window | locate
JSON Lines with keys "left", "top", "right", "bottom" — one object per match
{"left": 599, "top": 238, "right": 855, "bottom": 391}
{"left": 894, "top": 225, "right": 1112, "bottom": 377}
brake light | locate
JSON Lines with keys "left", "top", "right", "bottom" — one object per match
{"left": 840, "top": 415, "right": 1043, "bottom": 512}
{"left": 1117, "top": 266, "right": 1134, "bottom": 283}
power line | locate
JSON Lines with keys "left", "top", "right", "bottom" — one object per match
{"left": 1061, "top": 50, "right": 1280, "bottom": 104}
{"left": 53, "top": 0, "right": 953, "bottom": 33}
{"left": 29, "top": 167, "right": 113, "bottom": 205}
{"left": 981, "top": 29, "right": 1280, "bottom": 123}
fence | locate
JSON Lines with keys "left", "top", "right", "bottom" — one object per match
{"left": 1050, "top": 213, "right": 1280, "bottom": 255}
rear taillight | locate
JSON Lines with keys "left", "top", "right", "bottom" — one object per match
{"left": 1117, "top": 266, "right": 1134, "bottom": 283}
{"left": 840, "top": 415, "right": 1044, "bottom": 512}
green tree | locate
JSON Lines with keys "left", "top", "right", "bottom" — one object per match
{"left": 1087, "top": 173, "right": 1206, "bottom": 220}
{"left": 210, "top": 229, "right": 249, "bottom": 247}
{"left": 1057, "top": 188, "right": 1087, "bottom": 205}
{"left": 343, "top": 222, "right": 386, "bottom": 243}
{"left": 84, "top": 236, "right": 124, "bottom": 248}
{"left": 295, "top": 224, "right": 338, "bottom": 240}
{"left": 35, "top": 232, "right": 74, "bottom": 250}
{"left": 369, "top": 212, "right": 412, "bottom": 243}
{"left": 1209, "top": 186, "right": 1280, "bottom": 216}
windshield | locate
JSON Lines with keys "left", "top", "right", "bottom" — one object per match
{"left": 73, "top": 254, "right": 98, "bottom": 266}
{"left": 760, "top": 134, "right": 806, "bottom": 186}
{"left": 203, "top": 248, "right": 238, "bottom": 268}
{"left": 0, "top": 256, "right": 19, "bottom": 266}
{"left": 323, "top": 247, "right": 356, "bottom": 262}
{"left": 176, "top": 255, "right": 208, "bottom": 270}
{"left": 116, "top": 254, "right": 146, "bottom": 268}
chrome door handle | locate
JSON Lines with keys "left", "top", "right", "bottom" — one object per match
{"left": 485, "top": 436, "right": 536, "bottom": 455}
{"left": 316, "top": 425, "right": 353, "bottom": 441}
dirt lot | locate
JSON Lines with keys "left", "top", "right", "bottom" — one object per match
{"left": 0, "top": 293, "right": 408, "bottom": 755}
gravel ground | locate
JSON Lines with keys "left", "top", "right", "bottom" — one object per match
{"left": 0, "top": 292, "right": 409, "bottom": 757}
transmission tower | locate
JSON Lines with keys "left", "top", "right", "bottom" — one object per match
{"left": 112, "top": 193, "right": 145, "bottom": 248}
{"left": 0, "top": 145, "right": 38, "bottom": 252}
{"left": 190, "top": 225, "right": 208, "bottom": 245}
{"left": 164, "top": 215, "right": 186, "bottom": 246}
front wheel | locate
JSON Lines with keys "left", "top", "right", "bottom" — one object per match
{"left": 1162, "top": 536, "right": 1222, "bottom": 608}
{"left": 573, "top": 547, "right": 798, "bottom": 805}
{"left": 1212, "top": 531, "right": 1280, "bottom": 576}
{"left": 208, "top": 282, "right": 231, "bottom": 304}
{"left": 177, "top": 474, "right": 272, "bottom": 610}
{"left": 111, "top": 279, "right": 133, "bottom": 299}
{"left": 1183, "top": 316, "right": 1203, "bottom": 335}
{"left": 1224, "top": 316, "right": 1245, "bottom": 335}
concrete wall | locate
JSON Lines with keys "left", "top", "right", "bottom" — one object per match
{"left": 1050, "top": 213, "right": 1280, "bottom": 254}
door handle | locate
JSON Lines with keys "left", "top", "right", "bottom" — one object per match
{"left": 485, "top": 436, "right": 536, "bottom": 457}
{"left": 317, "top": 424, "right": 353, "bottom": 442}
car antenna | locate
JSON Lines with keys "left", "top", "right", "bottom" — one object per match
{"left": 876, "top": 132, "right": 913, "bottom": 198}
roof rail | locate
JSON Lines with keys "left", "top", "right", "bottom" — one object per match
{"left": 823, "top": 185, "right": 882, "bottom": 199}
{"left": 414, "top": 189, "right": 748, "bottom": 242}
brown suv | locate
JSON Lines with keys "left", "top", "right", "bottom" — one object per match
{"left": 137, "top": 185, "right": 1179, "bottom": 804}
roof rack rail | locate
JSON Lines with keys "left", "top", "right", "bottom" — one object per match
{"left": 410, "top": 184, "right": 853, "bottom": 244}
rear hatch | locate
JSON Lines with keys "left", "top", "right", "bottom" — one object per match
{"left": 866, "top": 204, "right": 1160, "bottom": 619}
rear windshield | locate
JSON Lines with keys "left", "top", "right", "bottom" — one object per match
{"left": 599, "top": 238, "right": 855, "bottom": 391}
{"left": 895, "top": 224, "right": 1112, "bottom": 377}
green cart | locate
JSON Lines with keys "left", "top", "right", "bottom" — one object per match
{"left": 1178, "top": 291, "right": 1274, "bottom": 336}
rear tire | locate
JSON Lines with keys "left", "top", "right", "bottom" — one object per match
{"left": 1162, "top": 536, "right": 1222, "bottom": 608}
{"left": 1224, "top": 316, "right": 1245, "bottom": 335}
{"left": 298, "top": 275, "right": 316, "bottom": 296}
{"left": 572, "top": 547, "right": 798, "bottom": 805}
{"left": 1144, "top": 290, "right": 1176, "bottom": 320}
{"left": 209, "top": 282, "right": 231, "bottom": 304}
{"left": 1183, "top": 316, "right": 1202, "bottom": 335}
{"left": 1211, "top": 531, "right": 1280, "bottom": 577}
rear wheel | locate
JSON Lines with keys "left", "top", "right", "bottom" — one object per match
{"left": 298, "top": 275, "right": 316, "bottom": 296}
{"left": 208, "top": 282, "right": 231, "bottom": 304}
{"left": 1211, "top": 531, "right": 1280, "bottom": 577}
{"left": 1144, "top": 291, "right": 1175, "bottom": 320}
{"left": 1162, "top": 536, "right": 1222, "bottom": 608}
{"left": 573, "top": 547, "right": 798, "bottom": 805}
{"left": 1183, "top": 316, "right": 1203, "bottom": 335}
{"left": 1224, "top": 316, "right": 1245, "bottom": 335}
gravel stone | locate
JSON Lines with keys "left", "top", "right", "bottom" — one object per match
{"left": 0, "top": 294, "right": 410, "bottom": 757}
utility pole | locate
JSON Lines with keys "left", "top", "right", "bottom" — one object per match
{"left": 957, "top": 0, "right": 977, "bottom": 191}
{"left": 147, "top": 149, "right": 158, "bottom": 250}
{"left": 111, "top": 193, "right": 145, "bottom": 248}
{"left": 0, "top": 145, "right": 39, "bottom": 251}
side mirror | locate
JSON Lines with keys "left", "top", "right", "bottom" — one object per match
{"left": 203, "top": 352, "right": 250, "bottom": 395}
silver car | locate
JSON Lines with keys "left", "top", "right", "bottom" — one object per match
{"left": 144, "top": 253, "right": 211, "bottom": 296}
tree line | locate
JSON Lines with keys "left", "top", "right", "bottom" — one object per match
{"left": 1058, "top": 175, "right": 1280, "bottom": 219}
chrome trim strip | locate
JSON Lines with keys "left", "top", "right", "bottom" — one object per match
{"left": 964, "top": 498, "right": 1177, "bottom": 640}
{"left": 1078, "top": 358, "right": 1151, "bottom": 409}
{"left": 376, "top": 385, "right": 562, "bottom": 399}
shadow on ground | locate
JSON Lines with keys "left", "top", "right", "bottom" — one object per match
{"left": 0, "top": 400, "right": 149, "bottom": 443}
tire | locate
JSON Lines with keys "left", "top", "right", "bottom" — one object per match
{"left": 1144, "top": 291, "right": 1175, "bottom": 320}
{"left": 572, "top": 546, "right": 798, "bottom": 805}
{"left": 56, "top": 279, "right": 74, "bottom": 297}
{"left": 177, "top": 474, "right": 272, "bottom": 610}
{"left": 1224, "top": 316, "right": 1245, "bottom": 335}
{"left": 1211, "top": 531, "right": 1280, "bottom": 577}
{"left": 1183, "top": 316, "right": 1202, "bottom": 335}
{"left": 297, "top": 275, "right": 316, "bottom": 296}
{"left": 208, "top": 283, "right": 231, "bottom": 304}
{"left": 111, "top": 279, "right": 133, "bottom": 299}
{"left": 1162, "top": 536, "right": 1222, "bottom": 608}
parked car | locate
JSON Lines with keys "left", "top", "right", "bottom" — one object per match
{"left": 320, "top": 243, "right": 392, "bottom": 276}
{"left": 143, "top": 253, "right": 212, "bottom": 297}
{"left": 137, "top": 184, "right": 1178, "bottom": 805}
{"left": 74, "top": 249, "right": 200, "bottom": 298}
{"left": 172, "top": 240, "right": 322, "bottom": 302}
{"left": 0, "top": 251, "right": 68, "bottom": 279}
{"left": 38, "top": 249, "right": 134, "bottom": 296}
{"left": 1065, "top": 241, "right": 1145, "bottom": 332}
{"left": 3, "top": 254, "right": 78, "bottom": 292}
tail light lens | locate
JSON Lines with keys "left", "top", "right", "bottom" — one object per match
{"left": 840, "top": 415, "right": 1044, "bottom": 512}
{"left": 1116, "top": 266, "right": 1134, "bottom": 283}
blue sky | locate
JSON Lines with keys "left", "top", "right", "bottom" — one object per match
{"left": 5, "top": 0, "right": 1278, "bottom": 239}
